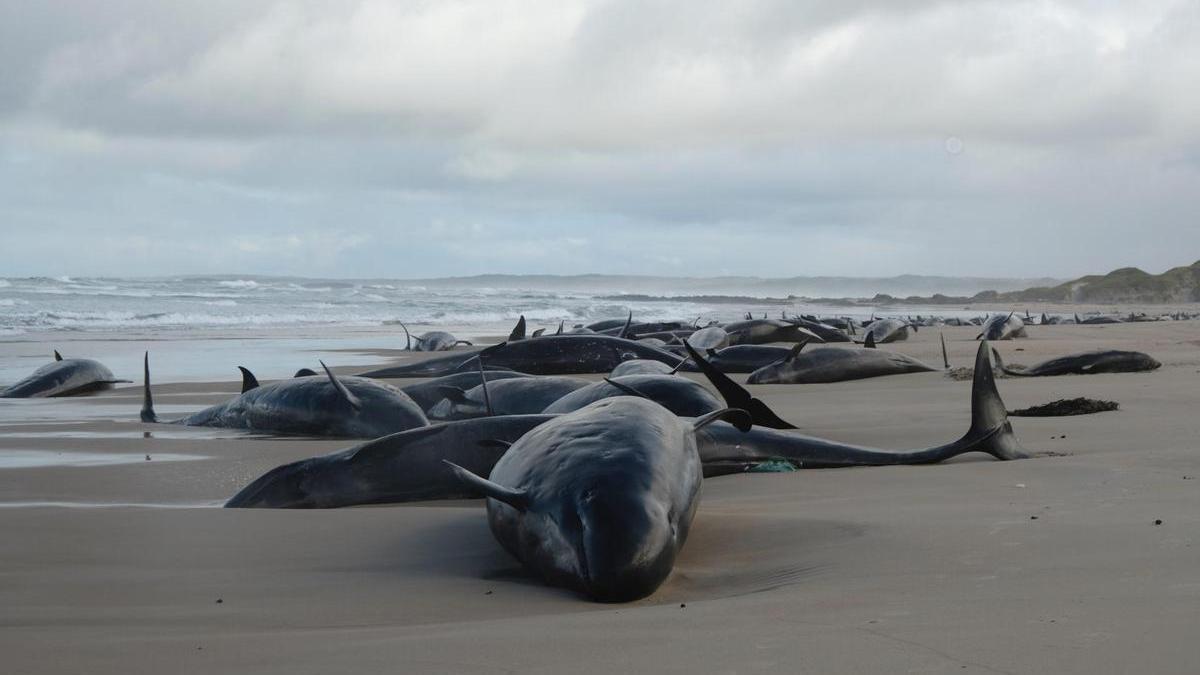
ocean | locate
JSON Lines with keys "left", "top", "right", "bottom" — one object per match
{"left": 0, "top": 274, "right": 982, "bottom": 384}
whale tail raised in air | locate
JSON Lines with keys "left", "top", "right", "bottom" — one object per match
{"left": 949, "top": 341, "right": 1030, "bottom": 461}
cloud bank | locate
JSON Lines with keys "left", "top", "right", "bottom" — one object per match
{"left": 2, "top": 0, "right": 1197, "bottom": 277}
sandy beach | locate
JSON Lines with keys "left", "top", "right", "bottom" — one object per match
{"left": 2, "top": 320, "right": 1198, "bottom": 674}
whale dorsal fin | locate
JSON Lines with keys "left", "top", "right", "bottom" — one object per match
{"left": 619, "top": 311, "right": 633, "bottom": 339}
{"left": 319, "top": 360, "right": 361, "bottom": 410}
{"left": 784, "top": 340, "right": 809, "bottom": 362}
{"left": 555, "top": 320, "right": 564, "bottom": 336}
{"left": 237, "top": 366, "right": 260, "bottom": 393}
{"left": 54, "top": 350, "right": 63, "bottom": 361}
{"left": 293, "top": 368, "right": 317, "bottom": 377}
{"left": 508, "top": 316, "right": 526, "bottom": 341}
{"left": 443, "top": 461, "right": 528, "bottom": 511}
{"left": 692, "top": 407, "right": 752, "bottom": 432}
{"left": 864, "top": 332, "right": 876, "bottom": 349}
{"left": 532, "top": 328, "right": 545, "bottom": 338}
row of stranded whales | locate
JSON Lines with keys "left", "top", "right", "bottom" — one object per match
{"left": 140, "top": 354, "right": 429, "bottom": 438}
{"left": 991, "top": 348, "right": 1161, "bottom": 376}
{"left": 0, "top": 351, "right": 129, "bottom": 398}
{"left": 229, "top": 342, "right": 1027, "bottom": 601}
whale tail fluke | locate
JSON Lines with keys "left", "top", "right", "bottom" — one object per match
{"left": 140, "top": 352, "right": 157, "bottom": 423}
{"left": 957, "top": 341, "right": 1030, "bottom": 461}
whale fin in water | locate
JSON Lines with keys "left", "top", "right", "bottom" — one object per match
{"left": 54, "top": 350, "right": 63, "bottom": 361}
{"left": 320, "top": 360, "right": 362, "bottom": 410}
{"left": 237, "top": 366, "right": 260, "bottom": 393}
{"left": 443, "top": 461, "right": 528, "bottom": 511}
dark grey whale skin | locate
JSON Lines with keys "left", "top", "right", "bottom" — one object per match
{"left": 400, "top": 370, "right": 531, "bottom": 412}
{"left": 446, "top": 398, "right": 750, "bottom": 602}
{"left": 224, "top": 415, "right": 554, "bottom": 508}
{"left": 991, "top": 348, "right": 1160, "bottom": 377}
{"left": 542, "top": 374, "right": 723, "bottom": 418}
{"left": 1, "top": 356, "right": 127, "bottom": 398}
{"left": 428, "top": 376, "right": 590, "bottom": 420}
{"left": 746, "top": 347, "right": 938, "bottom": 384}
{"left": 140, "top": 354, "right": 428, "bottom": 438}
{"left": 357, "top": 336, "right": 684, "bottom": 378}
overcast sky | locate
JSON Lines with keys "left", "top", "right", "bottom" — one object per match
{"left": 1, "top": 0, "right": 1197, "bottom": 279}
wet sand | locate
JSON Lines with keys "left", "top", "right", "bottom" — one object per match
{"left": 2, "top": 321, "right": 1198, "bottom": 674}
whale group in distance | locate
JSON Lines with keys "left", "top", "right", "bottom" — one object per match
{"left": 1, "top": 306, "right": 1175, "bottom": 602}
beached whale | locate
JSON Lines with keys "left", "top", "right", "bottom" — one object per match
{"left": 723, "top": 319, "right": 820, "bottom": 346}
{"left": 542, "top": 374, "right": 724, "bottom": 417}
{"left": 358, "top": 336, "right": 683, "bottom": 378}
{"left": 140, "top": 354, "right": 428, "bottom": 438}
{"left": 991, "top": 348, "right": 1161, "bottom": 376}
{"left": 399, "top": 370, "right": 532, "bottom": 412}
{"left": 684, "top": 326, "right": 730, "bottom": 350}
{"left": 610, "top": 359, "right": 678, "bottom": 377}
{"left": 700, "top": 341, "right": 1029, "bottom": 473}
{"left": 862, "top": 318, "right": 913, "bottom": 344}
{"left": 1, "top": 351, "right": 129, "bottom": 398}
{"left": 428, "top": 375, "right": 590, "bottom": 420}
{"left": 225, "top": 414, "right": 555, "bottom": 508}
{"left": 678, "top": 344, "right": 796, "bottom": 374}
{"left": 399, "top": 323, "right": 472, "bottom": 352}
{"left": 977, "top": 313, "right": 1027, "bottom": 340}
{"left": 445, "top": 398, "right": 752, "bottom": 602}
{"left": 785, "top": 317, "right": 852, "bottom": 343}
{"left": 746, "top": 344, "right": 938, "bottom": 384}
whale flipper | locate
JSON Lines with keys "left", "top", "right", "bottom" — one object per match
{"left": 442, "top": 461, "right": 528, "bottom": 511}
{"left": 692, "top": 407, "right": 753, "bottom": 432}
{"left": 238, "top": 366, "right": 260, "bottom": 393}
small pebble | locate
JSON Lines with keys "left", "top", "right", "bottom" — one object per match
{"left": 1030, "top": 515, "right": 1038, "bottom": 520}
{"left": 215, "top": 598, "right": 223, "bottom": 604}
{"left": 1155, "top": 519, "right": 1163, "bottom": 526}
{"left": 680, "top": 603, "right": 686, "bottom": 609}
{"left": 145, "top": 454, "right": 151, "bottom": 461}
{"left": 484, "top": 590, "right": 493, "bottom": 595}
